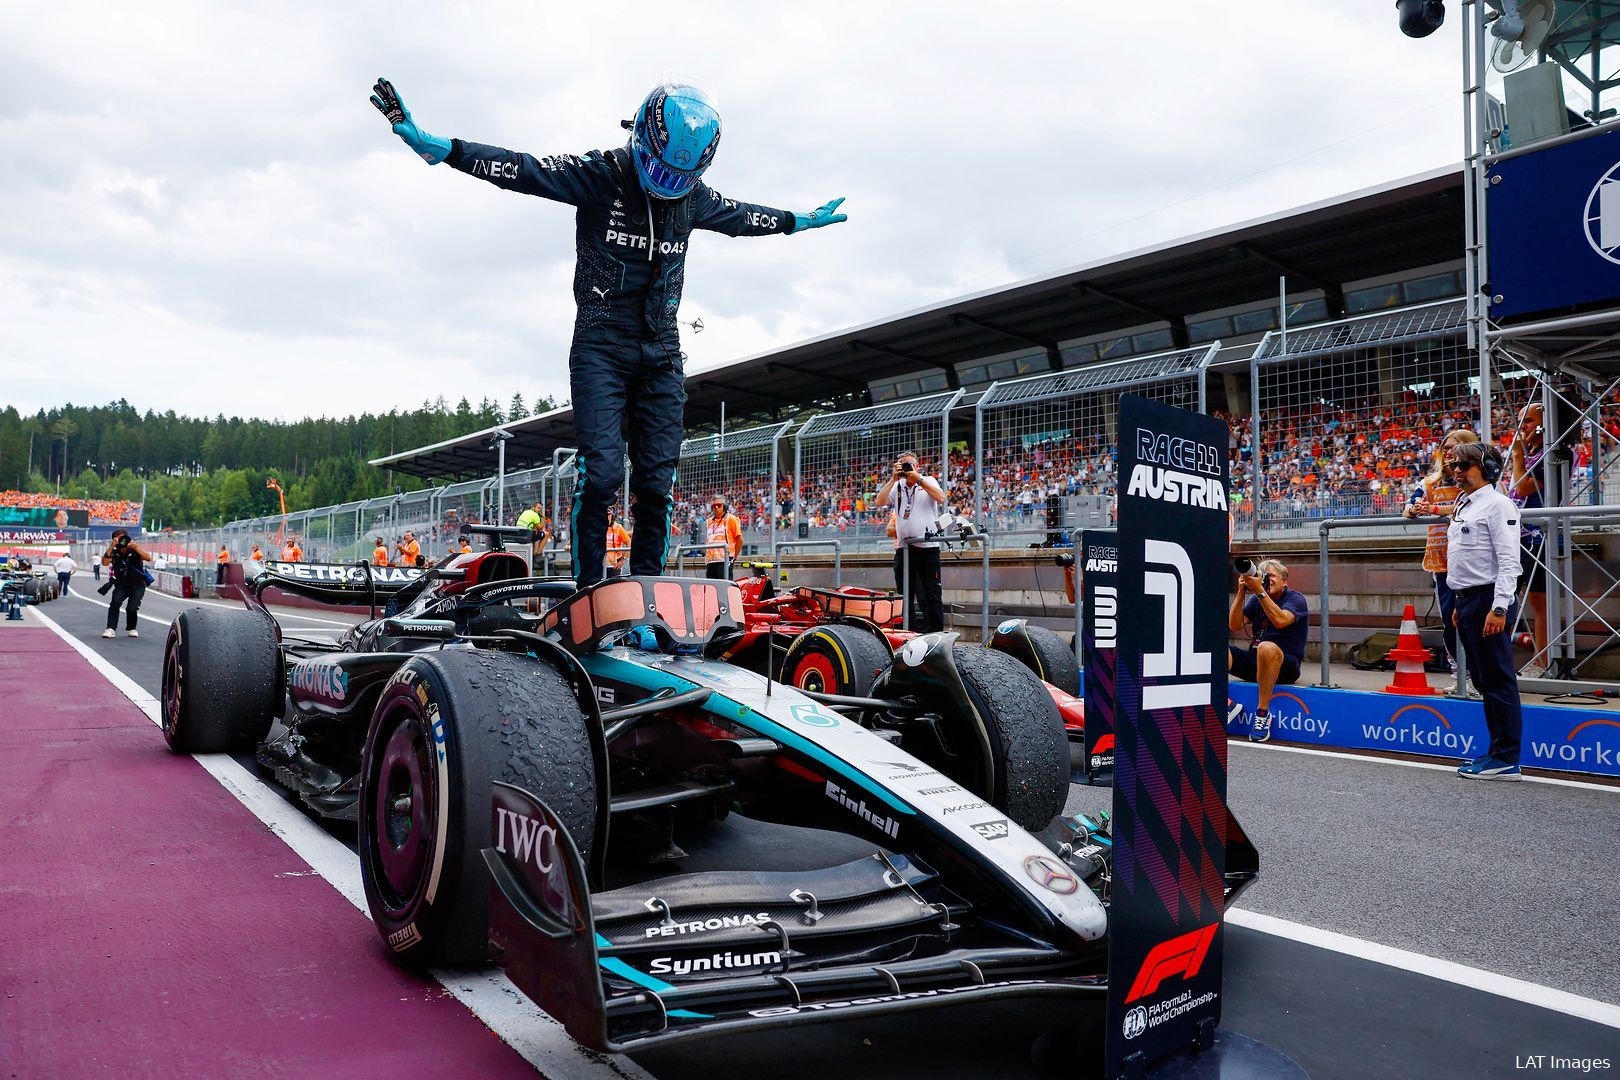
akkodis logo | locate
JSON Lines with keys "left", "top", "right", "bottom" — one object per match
{"left": 1530, "top": 718, "right": 1620, "bottom": 772}
{"left": 1361, "top": 703, "right": 1478, "bottom": 758}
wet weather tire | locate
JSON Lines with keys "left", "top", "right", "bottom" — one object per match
{"left": 160, "top": 606, "right": 281, "bottom": 753}
{"left": 950, "top": 646, "right": 1068, "bottom": 831}
{"left": 359, "top": 649, "right": 597, "bottom": 967}
{"left": 783, "top": 623, "right": 891, "bottom": 697}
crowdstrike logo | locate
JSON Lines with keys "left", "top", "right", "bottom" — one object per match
{"left": 1530, "top": 717, "right": 1620, "bottom": 769}
{"left": 824, "top": 782, "right": 901, "bottom": 838}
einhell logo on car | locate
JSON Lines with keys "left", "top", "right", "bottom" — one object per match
{"left": 824, "top": 782, "right": 900, "bottom": 838}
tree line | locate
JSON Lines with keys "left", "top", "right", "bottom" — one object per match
{"left": 0, "top": 394, "right": 554, "bottom": 528}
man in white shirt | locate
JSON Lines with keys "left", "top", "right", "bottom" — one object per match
{"left": 53, "top": 553, "right": 76, "bottom": 595}
{"left": 876, "top": 451, "right": 947, "bottom": 632}
{"left": 1444, "top": 441, "right": 1524, "bottom": 781}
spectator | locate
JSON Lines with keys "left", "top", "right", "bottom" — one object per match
{"left": 1228, "top": 559, "right": 1309, "bottom": 743}
{"left": 605, "top": 511, "right": 631, "bottom": 578}
{"left": 877, "top": 451, "right": 947, "bottom": 632}
{"left": 372, "top": 537, "right": 389, "bottom": 566}
{"left": 1404, "top": 428, "right": 1480, "bottom": 691}
{"left": 54, "top": 551, "right": 76, "bottom": 595}
{"left": 281, "top": 536, "right": 303, "bottom": 562}
{"left": 458, "top": 537, "right": 473, "bottom": 554}
{"left": 99, "top": 530, "right": 152, "bottom": 640}
{"left": 1446, "top": 442, "right": 1523, "bottom": 780}
{"left": 250, "top": 543, "right": 265, "bottom": 563}
{"left": 515, "top": 501, "right": 547, "bottom": 572}
{"left": 1509, "top": 404, "right": 1549, "bottom": 677}
{"left": 395, "top": 531, "right": 420, "bottom": 568}
{"left": 703, "top": 496, "right": 743, "bottom": 580}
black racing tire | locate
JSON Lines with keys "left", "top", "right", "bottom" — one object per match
{"left": 160, "top": 606, "right": 281, "bottom": 753}
{"left": 1021, "top": 625, "right": 1080, "bottom": 697}
{"left": 783, "top": 623, "right": 890, "bottom": 697}
{"left": 948, "top": 646, "right": 1068, "bottom": 832}
{"left": 358, "top": 648, "right": 597, "bottom": 967}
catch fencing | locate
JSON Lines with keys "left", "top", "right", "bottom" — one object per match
{"left": 1248, "top": 298, "right": 1470, "bottom": 538}
{"left": 673, "top": 422, "right": 790, "bottom": 558}
{"left": 974, "top": 344, "right": 1215, "bottom": 546}
{"left": 794, "top": 390, "right": 963, "bottom": 553}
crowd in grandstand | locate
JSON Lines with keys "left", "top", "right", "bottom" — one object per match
{"left": 0, "top": 491, "right": 144, "bottom": 526}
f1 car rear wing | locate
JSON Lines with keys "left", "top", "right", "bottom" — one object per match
{"left": 247, "top": 560, "right": 426, "bottom": 607}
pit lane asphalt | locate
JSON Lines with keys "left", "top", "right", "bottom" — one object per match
{"left": 38, "top": 588, "right": 1620, "bottom": 1076}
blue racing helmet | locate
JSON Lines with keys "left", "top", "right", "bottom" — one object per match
{"left": 629, "top": 83, "right": 721, "bottom": 200}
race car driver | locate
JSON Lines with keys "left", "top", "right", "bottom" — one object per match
{"left": 371, "top": 77, "right": 846, "bottom": 587}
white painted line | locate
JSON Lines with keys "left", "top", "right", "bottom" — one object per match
{"left": 66, "top": 586, "right": 173, "bottom": 629}
{"left": 1226, "top": 908, "right": 1620, "bottom": 1031}
{"left": 68, "top": 587, "right": 350, "bottom": 634}
{"left": 1231, "top": 739, "right": 1620, "bottom": 794}
{"left": 28, "top": 605, "right": 647, "bottom": 1080}
{"left": 138, "top": 587, "right": 358, "bottom": 627}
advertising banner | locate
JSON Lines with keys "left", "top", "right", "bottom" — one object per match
{"left": 0, "top": 529, "right": 68, "bottom": 545}
{"left": 1489, "top": 126, "right": 1620, "bottom": 320}
{"left": 1225, "top": 683, "right": 1620, "bottom": 779}
{"left": 0, "top": 507, "right": 89, "bottom": 529}
{"left": 1079, "top": 528, "right": 1118, "bottom": 785}
{"left": 1106, "top": 394, "right": 1230, "bottom": 1077}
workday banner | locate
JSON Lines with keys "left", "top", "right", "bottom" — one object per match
{"left": 1225, "top": 685, "right": 1620, "bottom": 779}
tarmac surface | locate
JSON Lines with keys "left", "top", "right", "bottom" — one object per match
{"left": 4, "top": 584, "right": 1619, "bottom": 1078}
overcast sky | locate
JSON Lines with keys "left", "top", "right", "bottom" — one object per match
{"left": 0, "top": 1, "right": 1463, "bottom": 424}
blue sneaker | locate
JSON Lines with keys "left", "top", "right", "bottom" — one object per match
{"left": 1457, "top": 756, "right": 1521, "bottom": 781}
{"left": 1248, "top": 710, "right": 1272, "bottom": 743}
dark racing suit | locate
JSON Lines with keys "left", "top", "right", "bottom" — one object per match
{"left": 445, "top": 139, "right": 793, "bottom": 587}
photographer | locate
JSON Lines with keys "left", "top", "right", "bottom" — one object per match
{"left": 1228, "top": 559, "right": 1309, "bottom": 743}
{"left": 876, "top": 451, "right": 948, "bottom": 633}
{"left": 99, "top": 530, "right": 152, "bottom": 639}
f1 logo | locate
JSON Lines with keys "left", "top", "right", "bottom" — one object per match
{"left": 1142, "top": 539, "right": 1212, "bottom": 709}
{"left": 1125, "top": 923, "right": 1218, "bottom": 1003}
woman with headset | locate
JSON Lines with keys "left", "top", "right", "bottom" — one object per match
{"left": 1444, "top": 441, "right": 1524, "bottom": 781}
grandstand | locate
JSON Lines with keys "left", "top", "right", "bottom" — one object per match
{"left": 0, "top": 492, "right": 144, "bottom": 527}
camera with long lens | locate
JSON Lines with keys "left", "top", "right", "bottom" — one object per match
{"left": 1233, "top": 557, "right": 1255, "bottom": 576}
{"left": 1397, "top": 0, "right": 1445, "bottom": 38}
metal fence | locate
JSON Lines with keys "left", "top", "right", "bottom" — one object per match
{"left": 974, "top": 344, "right": 1216, "bottom": 546}
{"left": 794, "top": 390, "right": 964, "bottom": 553}
{"left": 673, "top": 422, "right": 790, "bottom": 558}
{"left": 1247, "top": 298, "right": 1471, "bottom": 538}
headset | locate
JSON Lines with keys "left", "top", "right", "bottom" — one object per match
{"left": 1458, "top": 442, "right": 1505, "bottom": 483}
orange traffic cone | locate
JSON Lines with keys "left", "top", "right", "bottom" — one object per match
{"left": 1384, "top": 603, "right": 1438, "bottom": 696}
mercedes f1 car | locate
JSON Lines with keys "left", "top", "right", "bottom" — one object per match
{"left": 158, "top": 525, "right": 1256, "bottom": 1053}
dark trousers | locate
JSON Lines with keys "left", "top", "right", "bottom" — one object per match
{"left": 893, "top": 545, "right": 944, "bottom": 632}
{"left": 58, "top": 572, "right": 71, "bottom": 595}
{"left": 569, "top": 339, "right": 685, "bottom": 588}
{"left": 705, "top": 560, "right": 731, "bottom": 580}
{"left": 1453, "top": 586, "right": 1522, "bottom": 764}
{"left": 1433, "top": 571, "right": 1457, "bottom": 666}
{"left": 106, "top": 582, "right": 146, "bottom": 631}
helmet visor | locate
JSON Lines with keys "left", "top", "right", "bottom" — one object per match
{"left": 632, "top": 139, "right": 701, "bottom": 199}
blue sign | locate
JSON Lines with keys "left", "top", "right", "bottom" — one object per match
{"left": 1489, "top": 126, "right": 1620, "bottom": 319}
{"left": 1225, "top": 684, "right": 1620, "bottom": 779}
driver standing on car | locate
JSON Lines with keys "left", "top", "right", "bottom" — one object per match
{"left": 371, "top": 77, "right": 846, "bottom": 588}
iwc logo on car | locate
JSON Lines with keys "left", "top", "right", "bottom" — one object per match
{"left": 1023, "top": 855, "right": 1078, "bottom": 894}
{"left": 1122, "top": 1005, "right": 1147, "bottom": 1040}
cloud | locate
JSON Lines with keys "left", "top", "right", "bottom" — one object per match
{"left": 0, "top": 0, "right": 1459, "bottom": 422}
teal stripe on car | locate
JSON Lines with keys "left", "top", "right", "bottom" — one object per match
{"left": 594, "top": 934, "right": 710, "bottom": 1019}
{"left": 580, "top": 652, "right": 914, "bottom": 815}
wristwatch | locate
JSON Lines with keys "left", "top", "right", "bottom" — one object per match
{"left": 1492, "top": 606, "right": 1506, "bottom": 616}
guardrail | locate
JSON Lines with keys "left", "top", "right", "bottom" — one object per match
{"left": 1315, "top": 504, "right": 1620, "bottom": 692}
{"left": 772, "top": 539, "right": 843, "bottom": 588}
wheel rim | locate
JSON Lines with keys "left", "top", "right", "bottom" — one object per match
{"left": 371, "top": 707, "right": 436, "bottom": 915}
{"left": 161, "top": 645, "right": 181, "bottom": 736}
{"left": 793, "top": 652, "right": 838, "bottom": 694}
